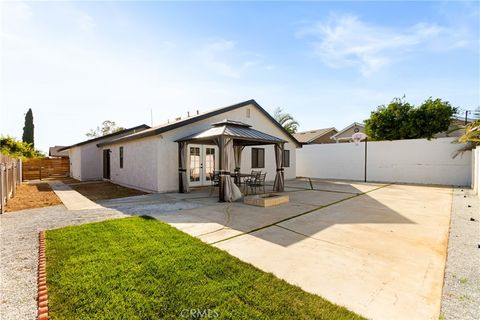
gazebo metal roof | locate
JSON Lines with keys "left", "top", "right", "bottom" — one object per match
{"left": 175, "top": 119, "right": 286, "bottom": 146}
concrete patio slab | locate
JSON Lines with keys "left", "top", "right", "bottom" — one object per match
{"left": 214, "top": 183, "right": 452, "bottom": 320}
{"left": 48, "top": 181, "right": 102, "bottom": 210}
{"left": 286, "top": 178, "right": 385, "bottom": 194}
{"left": 287, "top": 189, "right": 354, "bottom": 207}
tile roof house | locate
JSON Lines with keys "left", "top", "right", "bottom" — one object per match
{"left": 293, "top": 127, "right": 338, "bottom": 144}
{"left": 330, "top": 122, "right": 366, "bottom": 143}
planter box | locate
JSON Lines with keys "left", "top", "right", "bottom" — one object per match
{"left": 244, "top": 194, "right": 289, "bottom": 207}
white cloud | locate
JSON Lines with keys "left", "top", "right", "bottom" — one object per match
{"left": 300, "top": 14, "right": 472, "bottom": 77}
{"left": 196, "top": 40, "right": 241, "bottom": 78}
{"left": 77, "top": 12, "right": 95, "bottom": 32}
{"left": 194, "top": 39, "right": 268, "bottom": 79}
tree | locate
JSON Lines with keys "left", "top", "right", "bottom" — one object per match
{"left": 365, "top": 97, "right": 457, "bottom": 140}
{"left": 0, "top": 136, "right": 44, "bottom": 158}
{"left": 22, "top": 108, "right": 34, "bottom": 147}
{"left": 273, "top": 107, "right": 299, "bottom": 134}
{"left": 86, "top": 120, "right": 126, "bottom": 138}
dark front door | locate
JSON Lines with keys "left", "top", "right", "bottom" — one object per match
{"left": 103, "top": 149, "right": 111, "bottom": 179}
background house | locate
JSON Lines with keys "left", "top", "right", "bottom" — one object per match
{"left": 331, "top": 122, "right": 366, "bottom": 143}
{"left": 293, "top": 127, "right": 337, "bottom": 144}
{"left": 48, "top": 146, "right": 69, "bottom": 158}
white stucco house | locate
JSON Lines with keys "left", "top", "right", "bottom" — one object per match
{"left": 62, "top": 125, "right": 151, "bottom": 181}
{"left": 62, "top": 100, "right": 300, "bottom": 194}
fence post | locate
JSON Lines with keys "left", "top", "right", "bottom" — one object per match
{"left": 19, "top": 159, "right": 22, "bottom": 185}
{"left": 11, "top": 162, "right": 15, "bottom": 198}
{"left": 5, "top": 163, "right": 9, "bottom": 204}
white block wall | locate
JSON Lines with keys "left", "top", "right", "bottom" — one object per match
{"left": 297, "top": 137, "right": 472, "bottom": 186}
{"left": 472, "top": 147, "right": 479, "bottom": 196}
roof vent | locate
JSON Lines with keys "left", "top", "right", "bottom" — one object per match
{"left": 175, "top": 117, "right": 181, "bottom": 121}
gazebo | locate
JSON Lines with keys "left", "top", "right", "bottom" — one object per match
{"left": 176, "top": 120, "right": 286, "bottom": 202}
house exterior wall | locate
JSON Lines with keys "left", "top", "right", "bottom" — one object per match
{"left": 103, "top": 103, "right": 297, "bottom": 193}
{"left": 473, "top": 147, "right": 479, "bottom": 198}
{"left": 69, "top": 147, "right": 82, "bottom": 180}
{"left": 297, "top": 137, "right": 472, "bottom": 186}
{"left": 105, "top": 136, "right": 159, "bottom": 192}
{"left": 79, "top": 142, "right": 104, "bottom": 180}
{"left": 68, "top": 130, "right": 148, "bottom": 181}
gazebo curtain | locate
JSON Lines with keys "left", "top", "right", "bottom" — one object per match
{"left": 222, "top": 138, "right": 242, "bottom": 202}
{"left": 233, "top": 145, "right": 244, "bottom": 172}
{"left": 178, "top": 142, "right": 189, "bottom": 193}
{"left": 273, "top": 143, "right": 285, "bottom": 192}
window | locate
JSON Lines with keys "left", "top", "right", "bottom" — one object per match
{"left": 251, "top": 148, "right": 265, "bottom": 168}
{"left": 119, "top": 146, "right": 124, "bottom": 168}
{"left": 283, "top": 149, "right": 290, "bottom": 168}
{"left": 246, "top": 108, "right": 251, "bottom": 118}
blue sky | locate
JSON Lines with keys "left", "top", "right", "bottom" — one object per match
{"left": 1, "top": 1, "right": 479, "bottom": 152}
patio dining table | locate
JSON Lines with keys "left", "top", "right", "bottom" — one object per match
{"left": 230, "top": 172, "right": 253, "bottom": 187}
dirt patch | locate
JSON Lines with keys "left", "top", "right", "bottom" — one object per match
{"left": 70, "top": 182, "right": 147, "bottom": 201}
{"left": 5, "top": 182, "right": 62, "bottom": 212}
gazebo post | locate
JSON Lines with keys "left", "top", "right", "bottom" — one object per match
{"left": 178, "top": 142, "right": 184, "bottom": 193}
{"left": 273, "top": 142, "right": 285, "bottom": 192}
{"left": 178, "top": 142, "right": 189, "bottom": 193}
{"left": 218, "top": 135, "right": 225, "bottom": 202}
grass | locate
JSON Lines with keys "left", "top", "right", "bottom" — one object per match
{"left": 46, "top": 217, "right": 363, "bottom": 320}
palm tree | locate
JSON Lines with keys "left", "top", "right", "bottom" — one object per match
{"left": 273, "top": 107, "right": 299, "bottom": 134}
{"left": 458, "top": 119, "right": 480, "bottom": 145}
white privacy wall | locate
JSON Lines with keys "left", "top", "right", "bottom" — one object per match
{"left": 297, "top": 138, "right": 472, "bottom": 186}
{"left": 472, "top": 147, "right": 480, "bottom": 196}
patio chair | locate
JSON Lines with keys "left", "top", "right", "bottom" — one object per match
{"left": 209, "top": 171, "right": 220, "bottom": 195}
{"left": 244, "top": 171, "right": 261, "bottom": 195}
{"left": 251, "top": 173, "right": 267, "bottom": 194}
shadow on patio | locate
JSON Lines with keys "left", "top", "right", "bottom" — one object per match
{"left": 98, "top": 178, "right": 415, "bottom": 247}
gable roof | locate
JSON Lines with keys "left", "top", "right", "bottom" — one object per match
{"left": 59, "top": 124, "right": 150, "bottom": 151}
{"left": 293, "top": 127, "right": 337, "bottom": 144}
{"left": 49, "top": 146, "right": 69, "bottom": 157}
{"left": 98, "top": 99, "right": 301, "bottom": 147}
{"left": 331, "top": 122, "right": 365, "bottom": 139}
{"left": 176, "top": 119, "right": 286, "bottom": 146}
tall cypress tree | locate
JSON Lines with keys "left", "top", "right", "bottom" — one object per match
{"left": 22, "top": 108, "right": 34, "bottom": 147}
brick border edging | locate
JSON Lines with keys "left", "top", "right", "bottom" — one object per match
{"left": 38, "top": 231, "right": 49, "bottom": 320}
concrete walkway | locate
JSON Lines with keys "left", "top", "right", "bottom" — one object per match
{"left": 48, "top": 181, "right": 103, "bottom": 210}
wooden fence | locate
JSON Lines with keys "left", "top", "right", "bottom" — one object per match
{"left": 22, "top": 158, "right": 70, "bottom": 181}
{"left": 0, "top": 154, "right": 22, "bottom": 214}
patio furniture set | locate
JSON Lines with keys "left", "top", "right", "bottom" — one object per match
{"left": 210, "top": 170, "right": 267, "bottom": 195}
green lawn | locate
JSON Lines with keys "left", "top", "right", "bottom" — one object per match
{"left": 46, "top": 216, "right": 364, "bottom": 320}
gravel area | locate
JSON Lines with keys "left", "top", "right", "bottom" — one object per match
{"left": 441, "top": 189, "right": 480, "bottom": 320}
{"left": 0, "top": 205, "right": 127, "bottom": 320}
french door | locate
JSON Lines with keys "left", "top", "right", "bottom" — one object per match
{"left": 188, "top": 145, "right": 219, "bottom": 187}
